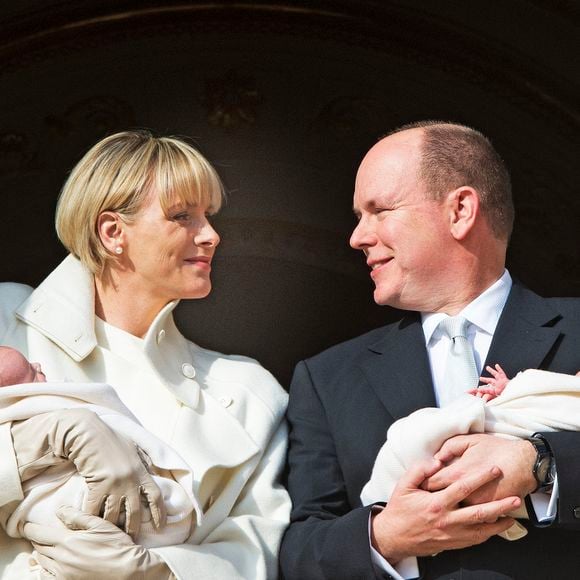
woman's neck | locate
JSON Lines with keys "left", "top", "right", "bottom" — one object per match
{"left": 94, "top": 272, "right": 167, "bottom": 338}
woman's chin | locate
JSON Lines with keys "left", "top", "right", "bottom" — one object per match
{"left": 180, "top": 284, "right": 212, "bottom": 300}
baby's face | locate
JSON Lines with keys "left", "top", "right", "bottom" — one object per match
{"left": 18, "top": 360, "right": 46, "bottom": 384}
{"left": 0, "top": 347, "right": 46, "bottom": 386}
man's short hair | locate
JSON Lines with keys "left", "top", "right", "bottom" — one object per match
{"left": 389, "top": 120, "right": 514, "bottom": 241}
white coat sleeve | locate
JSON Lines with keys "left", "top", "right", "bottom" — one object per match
{"left": 151, "top": 420, "right": 291, "bottom": 580}
{"left": 0, "top": 423, "right": 24, "bottom": 507}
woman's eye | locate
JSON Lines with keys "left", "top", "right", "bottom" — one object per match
{"left": 173, "top": 212, "right": 190, "bottom": 221}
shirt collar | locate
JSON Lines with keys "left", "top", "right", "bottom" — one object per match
{"left": 422, "top": 270, "right": 512, "bottom": 345}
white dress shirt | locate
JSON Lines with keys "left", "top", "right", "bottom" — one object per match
{"left": 370, "top": 270, "right": 556, "bottom": 579}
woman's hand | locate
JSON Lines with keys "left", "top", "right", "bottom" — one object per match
{"left": 24, "top": 506, "right": 174, "bottom": 579}
{"left": 11, "top": 408, "right": 166, "bottom": 537}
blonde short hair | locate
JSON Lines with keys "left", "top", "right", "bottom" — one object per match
{"left": 55, "top": 130, "right": 224, "bottom": 274}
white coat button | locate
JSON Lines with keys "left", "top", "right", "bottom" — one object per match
{"left": 181, "top": 363, "right": 196, "bottom": 379}
{"left": 219, "top": 396, "right": 233, "bottom": 408}
{"left": 156, "top": 329, "right": 166, "bottom": 344}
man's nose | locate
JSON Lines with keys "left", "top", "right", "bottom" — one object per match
{"left": 349, "top": 218, "right": 374, "bottom": 250}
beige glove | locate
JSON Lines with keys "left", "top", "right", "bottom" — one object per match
{"left": 11, "top": 408, "right": 166, "bottom": 537}
{"left": 24, "top": 505, "right": 174, "bottom": 579}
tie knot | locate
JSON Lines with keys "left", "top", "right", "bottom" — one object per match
{"left": 438, "top": 316, "right": 470, "bottom": 340}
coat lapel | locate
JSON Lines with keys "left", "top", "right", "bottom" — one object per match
{"left": 359, "top": 312, "right": 436, "bottom": 421}
{"left": 485, "top": 282, "right": 562, "bottom": 377}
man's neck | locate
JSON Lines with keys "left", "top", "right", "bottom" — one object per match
{"left": 428, "top": 268, "right": 507, "bottom": 316}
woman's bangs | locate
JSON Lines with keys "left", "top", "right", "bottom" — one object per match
{"left": 156, "top": 146, "right": 224, "bottom": 214}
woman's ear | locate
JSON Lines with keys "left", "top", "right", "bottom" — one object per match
{"left": 97, "top": 211, "right": 124, "bottom": 255}
{"left": 446, "top": 186, "right": 480, "bottom": 240}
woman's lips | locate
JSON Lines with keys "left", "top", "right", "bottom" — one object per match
{"left": 185, "top": 257, "right": 212, "bottom": 271}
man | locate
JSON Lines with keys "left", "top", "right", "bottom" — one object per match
{"left": 281, "top": 121, "right": 580, "bottom": 579}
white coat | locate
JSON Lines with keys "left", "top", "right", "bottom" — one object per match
{"left": 0, "top": 255, "right": 291, "bottom": 579}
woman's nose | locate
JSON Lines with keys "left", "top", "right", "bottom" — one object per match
{"left": 197, "top": 220, "right": 220, "bottom": 248}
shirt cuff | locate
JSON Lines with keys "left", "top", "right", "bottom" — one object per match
{"left": 368, "top": 508, "right": 419, "bottom": 579}
{"left": 0, "top": 422, "right": 24, "bottom": 507}
{"left": 528, "top": 474, "right": 558, "bottom": 523}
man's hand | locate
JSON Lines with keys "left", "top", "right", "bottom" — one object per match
{"left": 422, "top": 433, "right": 537, "bottom": 505}
{"left": 371, "top": 459, "right": 521, "bottom": 563}
{"left": 11, "top": 408, "right": 166, "bottom": 537}
{"left": 24, "top": 506, "right": 174, "bottom": 579}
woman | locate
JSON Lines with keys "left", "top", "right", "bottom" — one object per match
{"left": 0, "top": 131, "right": 290, "bottom": 579}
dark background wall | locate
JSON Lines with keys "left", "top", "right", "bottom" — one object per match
{"left": 1, "top": 0, "right": 578, "bottom": 386}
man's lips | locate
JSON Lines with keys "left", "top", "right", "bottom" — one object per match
{"left": 368, "top": 258, "right": 393, "bottom": 277}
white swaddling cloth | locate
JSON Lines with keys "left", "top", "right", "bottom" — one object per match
{"left": 0, "top": 381, "right": 203, "bottom": 548}
{"left": 361, "top": 369, "right": 580, "bottom": 541}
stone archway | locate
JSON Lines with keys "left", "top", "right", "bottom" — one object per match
{"left": 0, "top": 1, "right": 578, "bottom": 384}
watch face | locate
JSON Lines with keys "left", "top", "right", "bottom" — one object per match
{"left": 537, "top": 457, "right": 550, "bottom": 484}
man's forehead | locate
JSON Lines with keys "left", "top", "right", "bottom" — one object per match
{"left": 354, "top": 148, "right": 421, "bottom": 208}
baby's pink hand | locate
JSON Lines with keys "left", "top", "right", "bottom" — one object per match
{"left": 467, "top": 363, "right": 510, "bottom": 402}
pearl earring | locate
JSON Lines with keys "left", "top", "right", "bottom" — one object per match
{"left": 115, "top": 246, "right": 123, "bottom": 255}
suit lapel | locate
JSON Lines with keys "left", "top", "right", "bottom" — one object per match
{"left": 356, "top": 282, "right": 563, "bottom": 421}
{"left": 359, "top": 312, "right": 436, "bottom": 421}
{"left": 485, "top": 282, "right": 562, "bottom": 377}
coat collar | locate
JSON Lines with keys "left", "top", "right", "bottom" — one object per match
{"left": 14, "top": 255, "right": 201, "bottom": 409}
{"left": 15, "top": 255, "right": 98, "bottom": 361}
{"left": 12, "top": 256, "right": 265, "bottom": 481}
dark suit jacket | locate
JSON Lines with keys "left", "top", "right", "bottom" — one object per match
{"left": 281, "top": 283, "right": 580, "bottom": 579}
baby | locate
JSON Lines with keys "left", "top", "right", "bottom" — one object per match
{"left": 0, "top": 347, "right": 46, "bottom": 386}
{"left": 360, "top": 365, "right": 580, "bottom": 541}
{"left": 469, "top": 363, "right": 580, "bottom": 401}
{"left": 0, "top": 346, "right": 200, "bottom": 549}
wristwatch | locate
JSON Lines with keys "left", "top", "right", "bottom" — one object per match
{"left": 527, "top": 434, "right": 555, "bottom": 492}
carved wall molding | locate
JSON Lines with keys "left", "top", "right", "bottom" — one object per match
{"left": 0, "top": 131, "right": 35, "bottom": 176}
{"left": 0, "top": 96, "right": 135, "bottom": 179}
{"left": 45, "top": 96, "right": 135, "bottom": 139}
{"left": 0, "top": 2, "right": 577, "bottom": 136}
{"left": 203, "top": 70, "right": 261, "bottom": 130}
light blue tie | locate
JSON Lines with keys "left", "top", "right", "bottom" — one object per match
{"left": 438, "top": 316, "right": 479, "bottom": 405}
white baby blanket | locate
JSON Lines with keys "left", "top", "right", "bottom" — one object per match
{"left": 0, "top": 381, "right": 202, "bottom": 548}
{"left": 361, "top": 369, "right": 580, "bottom": 540}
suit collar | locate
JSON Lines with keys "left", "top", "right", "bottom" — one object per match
{"left": 359, "top": 280, "right": 562, "bottom": 420}
{"left": 361, "top": 312, "right": 436, "bottom": 421}
{"left": 485, "top": 281, "right": 563, "bottom": 376}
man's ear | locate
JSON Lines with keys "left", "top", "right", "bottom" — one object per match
{"left": 446, "top": 186, "right": 480, "bottom": 240}
{"left": 97, "top": 211, "right": 124, "bottom": 255}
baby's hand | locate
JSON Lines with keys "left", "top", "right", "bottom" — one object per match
{"left": 467, "top": 363, "right": 510, "bottom": 402}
